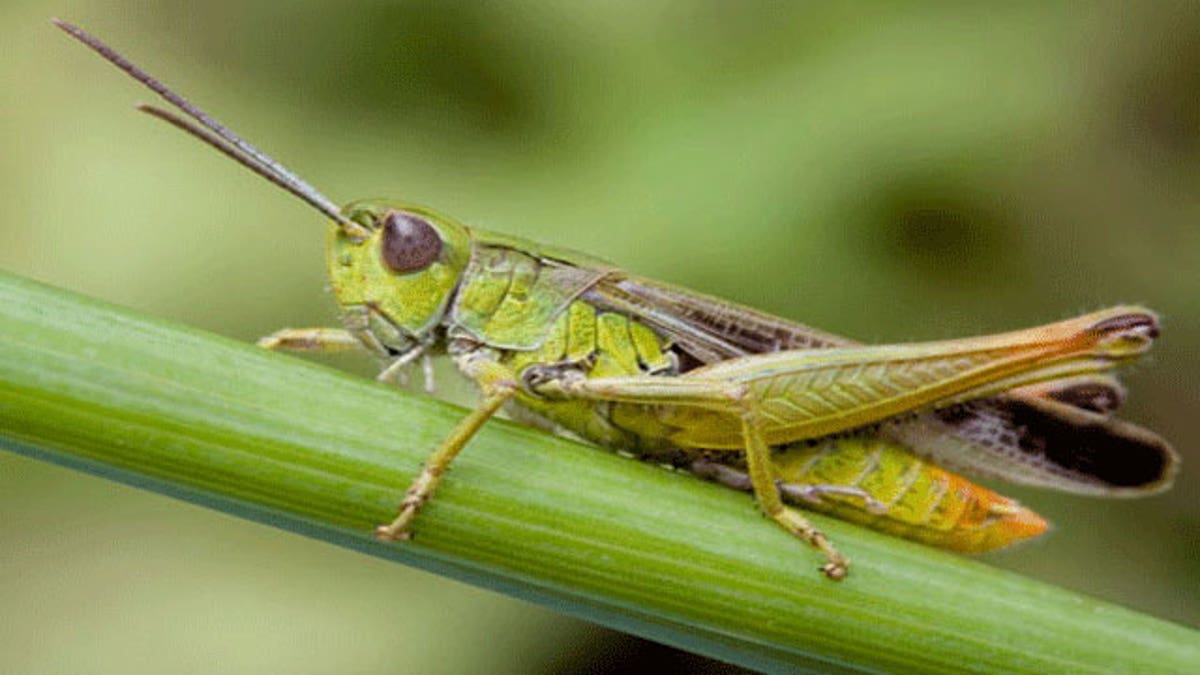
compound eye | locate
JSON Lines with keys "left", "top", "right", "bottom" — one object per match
{"left": 380, "top": 211, "right": 442, "bottom": 273}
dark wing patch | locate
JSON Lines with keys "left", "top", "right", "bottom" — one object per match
{"left": 887, "top": 397, "right": 1177, "bottom": 494}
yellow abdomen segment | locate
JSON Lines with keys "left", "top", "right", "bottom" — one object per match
{"left": 770, "top": 436, "right": 1049, "bottom": 553}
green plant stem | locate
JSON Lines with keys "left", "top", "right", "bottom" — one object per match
{"left": 0, "top": 270, "right": 1195, "bottom": 673}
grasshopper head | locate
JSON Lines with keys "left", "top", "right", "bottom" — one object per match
{"left": 328, "top": 200, "right": 472, "bottom": 345}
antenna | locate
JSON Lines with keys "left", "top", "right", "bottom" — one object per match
{"left": 52, "top": 19, "right": 369, "bottom": 239}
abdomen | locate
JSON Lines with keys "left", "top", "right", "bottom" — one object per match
{"left": 769, "top": 435, "right": 1048, "bottom": 552}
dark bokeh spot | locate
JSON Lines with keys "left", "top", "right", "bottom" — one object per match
{"left": 550, "top": 630, "right": 754, "bottom": 674}
{"left": 1118, "top": 12, "right": 1200, "bottom": 162}
{"left": 146, "top": 2, "right": 554, "bottom": 140}
{"left": 324, "top": 3, "right": 545, "bottom": 136}
{"left": 859, "top": 175, "right": 1016, "bottom": 283}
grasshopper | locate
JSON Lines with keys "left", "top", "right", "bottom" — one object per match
{"left": 56, "top": 21, "right": 1177, "bottom": 580}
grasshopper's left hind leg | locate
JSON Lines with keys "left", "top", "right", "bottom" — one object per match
{"left": 527, "top": 371, "right": 850, "bottom": 579}
{"left": 737, "top": 403, "right": 850, "bottom": 580}
{"left": 374, "top": 353, "right": 518, "bottom": 541}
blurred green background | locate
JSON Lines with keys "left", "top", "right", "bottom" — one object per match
{"left": 2, "top": 1, "right": 1197, "bottom": 672}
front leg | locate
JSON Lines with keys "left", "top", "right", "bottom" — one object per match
{"left": 257, "top": 327, "right": 362, "bottom": 352}
{"left": 374, "top": 351, "right": 518, "bottom": 541}
{"left": 259, "top": 326, "right": 435, "bottom": 390}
